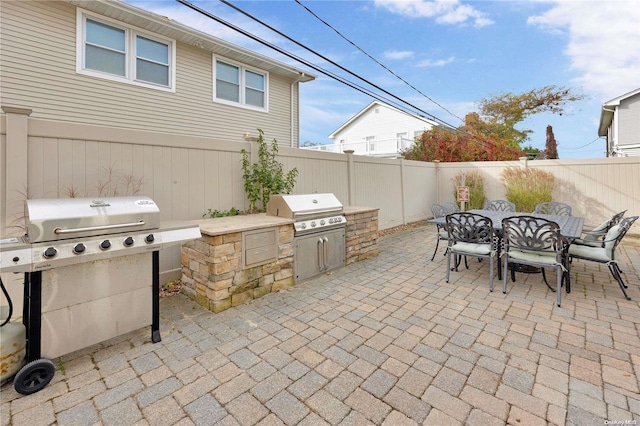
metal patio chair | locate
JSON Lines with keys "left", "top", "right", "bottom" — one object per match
{"left": 572, "top": 210, "right": 626, "bottom": 248}
{"left": 430, "top": 203, "right": 450, "bottom": 261}
{"left": 568, "top": 216, "right": 638, "bottom": 300}
{"left": 533, "top": 201, "right": 572, "bottom": 216}
{"left": 483, "top": 200, "right": 516, "bottom": 212}
{"left": 502, "top": 215, "right": 569, "bottom": 306}
{"left": 445, "top": 212, "right": 497, "bottom": 291}
{"left": 443, "top": 201, "right": 461, "bottom": 213}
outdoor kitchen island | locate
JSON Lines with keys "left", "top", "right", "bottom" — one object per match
{"left": 181, "top": 206, "right": 378, "bottom": 313}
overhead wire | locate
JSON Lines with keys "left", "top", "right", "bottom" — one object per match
{"left": 174, "top": 0, "right": 507, "bottom": 152}
{"left": 217, "top": 0, "right": 456, "bottom": 127}
{"left": 175, "top": 0, "right": 449, "bottom": 127}
{"left": 293, "top": 0, "right": 464, "bottom": 124}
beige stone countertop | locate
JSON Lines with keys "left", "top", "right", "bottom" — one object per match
{"left": 193, "top": 213, "right": 294, "bottom": 237}
{"left": 344, "top": 206, "right": 379, "bottom": 214}
{"left": 192, "top": 206, "right": 377, "bottom": 237}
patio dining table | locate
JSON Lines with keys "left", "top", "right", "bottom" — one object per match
{"left": 428, "top": 209, "right": 584, "bottom": 239}
{"left": 428, "top": 209, "right": 585, "bottom": 286}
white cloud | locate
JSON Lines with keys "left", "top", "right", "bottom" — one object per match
{"left": 374, "top": 0, "right": 493, "bottom": 28}
{"left": 416, "top": 56, "right": 455, "bottom": 68}
{"left": 528, "top": 0, "right": 640, "bottom": 100}
{"left": 384, "top": 50, "right": 415, "bottom": 60}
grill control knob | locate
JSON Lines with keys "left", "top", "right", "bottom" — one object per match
{"left": 100, "top": 240, "right": 111, "bottom": 250}
{"left": 300, "top": 223, "right": 307, "bottom": 229}
{"left": 145, "top": 234, "right": 155, "bottom": 244}
{"left": 123, "top": 237, "right": 134, "bottom": 247}
{"left": 12, "top": 257, "right": 20, "bottom": 263}
{"left": 311, "top": 221, "right": 316, "bottom": 228}
{"left": 43, "top": 247, "right": 57, "bottom": 259}
{"left": 320, "top": 220, "right": 326, "bottom": 225}
{"left": 73, "top": 243, "right": 86, "bottom": 254}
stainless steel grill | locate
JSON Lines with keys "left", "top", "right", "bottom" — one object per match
{"left": 267, "top": 194, "right": 346, "bottom": 282}
{"left": 0, "top": 196, "right": 201, "bottom": 389}
{"left": 267, "top": 193, "right": 346, "bottom": 236}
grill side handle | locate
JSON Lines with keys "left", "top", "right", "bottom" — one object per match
{"left": 54, "top": 220, "right": 146, "bottom": 235}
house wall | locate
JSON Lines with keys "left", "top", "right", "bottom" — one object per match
{"left": 618, "top": 95, "right": 640, "bottom": 147}
{"left": 0, "top": 0, "right": 299, "bottom": 146}
{"left": 333, "top": 104, "right": 433, "bottom": 143}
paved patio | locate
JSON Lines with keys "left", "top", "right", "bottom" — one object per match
{"left": 2, "top": 223, "right": 640, "bottom": 426}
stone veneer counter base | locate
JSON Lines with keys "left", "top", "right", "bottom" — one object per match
{"left": 181, "top": 208, "right": 378, "bottom": 313}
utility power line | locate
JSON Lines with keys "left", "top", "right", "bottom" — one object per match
{"left": 218, "top": 0, "right": 452, "bottom": 126}
{"left": 174, "top": 0, "right": 509, "bottom": 153}
{"left": 294, "top": 0, "right": 464, "bottom": 124}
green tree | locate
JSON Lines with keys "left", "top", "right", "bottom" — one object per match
{"left": 477, "top": 85, "right": 585, "bottom": 146}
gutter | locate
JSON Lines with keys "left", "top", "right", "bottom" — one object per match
{"left": 291, "top": 73, "right": 305, "bottom": 148}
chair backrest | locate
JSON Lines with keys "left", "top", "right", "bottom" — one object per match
{"left": 533, "top": 202, "right": 572, "bottom": 216}
{"left": 583, "top": 210, "right": 627, "bottom": 242}
{"left": 446, "top": 213, "right": 494, "bottom": 245}
{"left": 431, "top": 203, "right": 448, "bottom": 219}
{"left": 604, "top": 216, "right": 638, "bottom": 260}
{"left": 502, "top": 215, "right": 563, "bottom": 254}
{"left": 442, "top": 201, "right": 460, "bottom": 213}
{"left": 610, "top": 210, "right": 627, "bottom": 226}
{"left": 483, "top": 200, "right": 516, "bottom": 212}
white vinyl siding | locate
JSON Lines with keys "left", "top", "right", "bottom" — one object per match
{"left": 214, "top": 58, "right": 268, "bottom": 111}
{"left": 77, "top": 9, "right": 175, "bottom": 91}
{"left": 1, "top": 1, "right": 297, "bottom": 145}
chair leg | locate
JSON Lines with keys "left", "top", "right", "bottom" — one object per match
{"left": 502, "top": 259, "right": 509, "bottom": 294}
{"left": 541, "top": 269, "right": 556, "bottom": 292}
{"left": 489, "top": 255, "right": 494, "bottom": 292}
{"left": 446, "top": 249, "right": 451, "bottom": 283}
{"left": 556, "top": 266, "right": 562, "bottom": 307}
{"left": 608, "top": 263, "right": 631, "bottom": 300}
{"left": 431, "top": 237, "right": 440, "bottom": 261}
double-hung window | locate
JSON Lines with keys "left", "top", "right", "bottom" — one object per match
{"left": 214, "top": 58, "right": 267, "bottom": 111}
{"left": 77, "top": 9, "right": 175, "bottom": 91}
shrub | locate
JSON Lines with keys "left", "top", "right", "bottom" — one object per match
{"left": 202, "top": 207, "right": 239, "bottom": 218}
{"left": 451, "top": 171, "right": 486, "bottom": 210}
{"left": 500, "top": 167, "right": 555, "bottom": 212}
{"left": 241, "top": 129, "right": 298, "bottom": 212}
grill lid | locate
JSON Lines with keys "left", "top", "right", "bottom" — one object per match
{"left": 25, "top": 196, "right": 160, "bottom": 243}
{"left": 267, "top": 194, "right": 343, "bottom": 219}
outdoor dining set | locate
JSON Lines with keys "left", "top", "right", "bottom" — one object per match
{"left": 429, "top": 201, "right": 638, "bottom": 307}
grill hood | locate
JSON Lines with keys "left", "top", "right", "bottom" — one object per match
{"left": 267, "top": 194, "right": 343, "bottom": 219}
{"left": 25, "top": 196, "right": 161, "bottom": 243}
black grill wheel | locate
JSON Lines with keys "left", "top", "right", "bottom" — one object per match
{"left": 13, "top": 358, "right": 56, "bottom": 395}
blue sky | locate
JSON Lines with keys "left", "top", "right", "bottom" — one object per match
{"left": 128, "top": 0, "right": 639, "bottom": 158}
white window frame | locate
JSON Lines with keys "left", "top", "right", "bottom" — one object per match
{"left": 76, "top": 9, "right": 176, "bottom": 92}
{"left": 213, "top": 57, "right": 268, "bottom": 112}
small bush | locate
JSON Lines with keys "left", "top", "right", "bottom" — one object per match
{"left": 241, "top": 129, "right": 298, "bottom": 212}
{"left": 501, "top": 167, "right": 555, "bottom": 212}
{"left": 202, "top": 207, "right": 239, "bottom": 218}
{"left": 451, "top": 171, "right": 486, "bottom": 210}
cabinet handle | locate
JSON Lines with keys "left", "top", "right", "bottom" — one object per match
{"left": 323, "top": 237, "right": 329, "bottom": 270}
{"left": 318, "top": 238, "right": 324, "bottom": 270}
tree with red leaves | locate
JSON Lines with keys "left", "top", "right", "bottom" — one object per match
{"left": 543, "top": 125, "right": 559, "bottom": 159}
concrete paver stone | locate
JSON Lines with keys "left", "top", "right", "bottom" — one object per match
{"left": 1, "top": 224, "right": 639, "bottom": 425}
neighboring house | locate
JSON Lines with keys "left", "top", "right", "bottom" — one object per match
{"left": 0, "top": 0, "right": 315, "bottom": 147}
{"left": 598, "top": 88, "right": 640, "bottom": 157}
{"left": 302, "top": 101, "right": 438, "bottom": 158}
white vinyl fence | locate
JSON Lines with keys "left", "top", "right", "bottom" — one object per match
{"left": 2, "top": 112, "right": 640, "bottom": 284}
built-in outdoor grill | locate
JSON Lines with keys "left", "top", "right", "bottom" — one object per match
{"left": 267, "top": 194, "right": 346, "bottom": 283}
{"left": 0, "top": 196, "right": 200, "bottom": 394}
